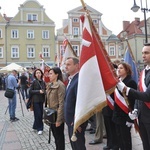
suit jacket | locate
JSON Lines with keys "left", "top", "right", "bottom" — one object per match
{"left": 113, "top": 75, "right": 137, "bottom": 125}
{"left": 64, "top": 73, "right": 78, "bottom": 125}
{"left": 129, "top": 70, "right": 150, "bottom": 123}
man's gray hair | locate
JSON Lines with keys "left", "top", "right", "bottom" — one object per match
{"left": 67, "top": 57, "right": 79, "bottom": 65}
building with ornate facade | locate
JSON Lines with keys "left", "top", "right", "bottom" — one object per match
{"left": 0, "top": 0, "right": 55, "bottom": 68}
{"left": 56, "top": 5, "right": 121, "bottom": 65}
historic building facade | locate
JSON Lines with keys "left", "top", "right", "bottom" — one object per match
{"left": 0, "top": 0, "right": 55, "bottom": 68}
{"left": 56, "top": 5, "right": 121, "bottom": 65}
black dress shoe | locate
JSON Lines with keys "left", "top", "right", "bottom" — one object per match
{"left": 103, "top": 145, "right": 112, "bottom": 150}
{"left": 86, "top": 128, "right": 93, "bottom": 131}
{"left": 89, "top": 140, "right": 102, "bottom": 145}
{"left": 10, "top": 117, "right": 19, "bottom": 122}
{"left": 89, "top": 130, "right": 95, "bottom": 134}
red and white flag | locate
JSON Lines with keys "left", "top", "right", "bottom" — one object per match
{"left": 39, "top": 52, "right": 44, "bottom": 73}
{"left": 72, "top": 14, "right": 117, "bottom": 138}
{"left": 61, "top": 39, "right": 77, "bottom": 69}
{"left": 114, "top": 88, "right": 129, "bottom": 114}
{"left": 107, "top": 94, "right": 114, "bottom": 110}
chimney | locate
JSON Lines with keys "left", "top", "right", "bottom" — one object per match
{"left": 123, "top": 21, "right": 130, "bottom": 30}
{"left": 134, "top": 17, "right": 140, "bottom": 25}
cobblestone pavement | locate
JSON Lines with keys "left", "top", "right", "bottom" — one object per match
{"left": 0, "top": 90, "right": 143, "bottom": 150}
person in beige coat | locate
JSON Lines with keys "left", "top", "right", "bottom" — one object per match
{"left": 46, "top": 67, "right": 66, "bottom": 150}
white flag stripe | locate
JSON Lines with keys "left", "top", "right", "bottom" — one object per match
{"left": 107, "top": 94, "right": 114, "bottom": 106}
{"left": 82, "top": 39, "right": 91, "bottom": 47}
{"left": 141, "top": 70, "right": 147, "bottom": 91}
{"left": 115, "top": 88, "right": 128, "bottom": 107}
{"left": 83, "top": 15, "right": 92, "bottom": 36}
{"left": 74, "top": 56, "right": 106, "bottom": 121}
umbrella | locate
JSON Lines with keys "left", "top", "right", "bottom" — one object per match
{"left": 0, "top": 63, "right": 27, "bottom": 73}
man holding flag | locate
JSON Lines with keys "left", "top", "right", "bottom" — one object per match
{"left": 117, "top": 43, "right": 150, "bottom": 150}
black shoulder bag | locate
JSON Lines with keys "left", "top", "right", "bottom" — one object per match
{"left": 4, "top": 76, "right": 15, "bottom": 98}
{"left": 43, "top": 89, "right": 57, "bottom": 143}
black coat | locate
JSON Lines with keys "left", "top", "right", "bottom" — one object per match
{"left": 129, "top": 70, "right": 150, "bottom": 123}
{"left": 112, "top": 75, "right": 137, "bottom": 125}
{"left": 29, "top": 79, "right": 46, "bottom": 103}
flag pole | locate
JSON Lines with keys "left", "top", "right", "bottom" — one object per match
{"left": 67, "top": 41, "right": 78, "bottom": 57}
{"left": 126, "top": 39, "right": 136, "bottom": 62}
{"left": 63, "top": 36, "right": 78, "bottom": 57}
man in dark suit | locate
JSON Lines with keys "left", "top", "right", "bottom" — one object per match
{"left": 64, "top": 57, "right": 87, "bottom": 150}
{"left": 117, "top": 43, "right": 150, "bottom": 150}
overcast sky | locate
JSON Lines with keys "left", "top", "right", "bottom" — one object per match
{"left": 0, "top": 0, "right": 150, "bottom": 35}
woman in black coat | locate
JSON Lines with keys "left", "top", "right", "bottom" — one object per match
{"left": 29, "top": 69, "right": 46, "bottom": 135}
{"left": 112, "top": 62, "right": 137, "bottom": 150}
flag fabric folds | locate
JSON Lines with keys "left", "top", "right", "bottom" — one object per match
{"left": 61, "top": 39, "right": 77, "bottom": 69}
{"left": 124, "top": 47, "right": 138, "bottom": 83}
{"left": 39, "top": 52, "right": 44, "bottom": 73}
{"left": 72, "top": 14, "right": 118, "bottom": 136}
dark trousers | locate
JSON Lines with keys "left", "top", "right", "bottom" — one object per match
{"left": 115, "top": 124, "right": 132, "bottom": 150}
{"left": 33, "top": 102, "right": 44, "bottom": 131}
{"left": 67, "top": 121, "right": 87, "bottom": 150}
{"left": 51, "top": 123, "right": 65, "bottom": 150}
{"left": 20, "top": 85, "right": 28, "bottom": 100}
{"left": 139, "top": 120, "right": 150, "bottom": 150}
{"left": 103, "top": 115, "right": 118, "bottom": 149}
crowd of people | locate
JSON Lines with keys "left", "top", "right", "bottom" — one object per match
{"left": 3, "top": 43, "right": 150, "bottom": 150}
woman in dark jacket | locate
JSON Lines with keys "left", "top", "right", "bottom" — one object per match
{"left": 112, "top": 62, "right": 137, "bottom": 150}
{"left": 29, "top": 69, "right": 46, "bottom": 135}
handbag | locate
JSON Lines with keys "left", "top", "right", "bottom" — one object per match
{"left": 43, "top": 90, "right": 57, "bottom": 126}
{"left": 26, "top": 97, "right": 33, "bottom": 111}
{"left": 43, "top": 107, "right": 57, "bottom": 125}
{"left": 4, "top": 88, "right": 15, "bottom": 98}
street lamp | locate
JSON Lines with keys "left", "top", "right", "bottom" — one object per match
{"left": 131, "top": 0, "right": 150, "bottom": 43}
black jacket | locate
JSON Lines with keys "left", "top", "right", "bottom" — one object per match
{"left": 113, "top": 75, "right": 137, "bottom": 125}
{"left": 129, "top": 70, "right": 150, "bottom": 123}
{"left": 29, "top": 79, "right": 46, "bottom": 103}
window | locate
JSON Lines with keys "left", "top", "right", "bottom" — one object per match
{"left": 72, "top": 45, "right": 79, "bottom": 56}
{"left": 73, "top": 27, "right": 79, "bottom": 36}
{"left": 0, "top": 47, "right": 3, "bottom": 58}
{"left": 109, "top": 46, "right": 115, "bottom": 56}
{"left": 27, "top": 46, "right": 35, "bottom": 58}
{"left": 73, "top": 18, "right": 79, "bottom": 22}
{"left": 60, "top": 45, "right": 64, "bottom": 56}
{"left": 0, "top": 29, "right": 2, "bottom": 38}
{"left": 27, "top": 14, "right": 38, "bottom": 21}
{"left": 93, "top": 19, "right": 98, "bottom": 24}
{"left": 27, "top": 30, "right": 34, "bottom": 39}
{"left": 42, "top": 46, "right": 50, "bottom": 58}
{"left": 11, "top": 46, "right": 19, "bottom": 58}
{"left": 11, "top": 30, "right": 19, "bottom": 39}
{"left": 42, "top": 30, "right": 49, "bottom": 39}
